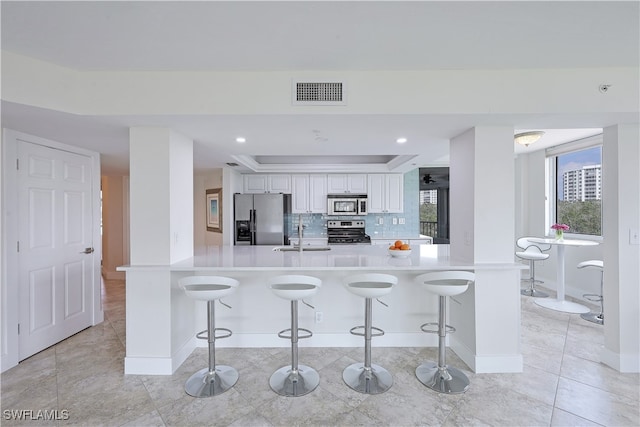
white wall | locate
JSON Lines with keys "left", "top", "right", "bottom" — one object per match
{"left": 602, "top": 124, "right": 640, "bottom": 372}
{"left": 3, "top": 51, "right": 638, "bottom": 119}
{"left": 101, "top": 175, "right": 126, "bottom": 280}
{"left": 194, "top": 169, "right": 224, "bottom": 251}
{"left": 168, "top": 131, "right": 194, "bottom": 262}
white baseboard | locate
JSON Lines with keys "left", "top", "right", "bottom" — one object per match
{"left": 125, "top": 356, "right": 174, "bottom": 375}
{"left": 124, "top": 336, "right": 197, "bottom": 375}
{"left": 533, "top": 276, "right": 595, "bottom": 305}
{"left": 125, "top": 332, "right": 524, "bottom": 375}
{"left": 450, "top": 335, "right": 523, "bottom": 373}
{"left": 601, "top": 347, "right": 640, "bottom": 373}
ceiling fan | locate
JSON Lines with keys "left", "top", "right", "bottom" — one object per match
{"left": 423, "top": 174, "right": 435, "bottom": 184}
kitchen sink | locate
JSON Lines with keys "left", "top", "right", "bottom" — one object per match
{"left": 273, "top": 246, "right": 331, "bottom": 252}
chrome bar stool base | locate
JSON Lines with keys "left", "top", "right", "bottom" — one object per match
{"left": 416, "top": 361, "right": 469, "bottom": 394}
{"left": 580, "top": 312, "right": 604, "bottom": 325}
{"left": 520, "top": 288, "right": 549, "bottom": 298}
{"left": 185, "top": 366, "right": 239, "bottom": 398}
{"left": 343, "top": 362, "right": 393, "bottom": 395}
{"left": 270, "top": 365, "right": 320, "bottom": 397}
{"left": 578, "top": 260, "right": 605, "bottom": 325}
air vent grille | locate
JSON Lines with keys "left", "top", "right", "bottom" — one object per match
{"left": 292, "top": 81, "right": 346, "bottom": 105}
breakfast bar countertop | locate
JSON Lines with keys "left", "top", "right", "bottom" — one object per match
{"left": 118, "top": 244, "right": 525, "bottom": 272}
{"left": 119, "top": 243, "right": 526, "bottom": 376}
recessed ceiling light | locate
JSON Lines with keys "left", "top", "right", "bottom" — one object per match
{"left": 236, "top": 137, "right": 246, "bottom": 143}
{"left": 396, "top": 137, "right": 407, "bottom": 144}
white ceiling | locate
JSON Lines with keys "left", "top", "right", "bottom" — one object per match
{"left": 2, "top": 1, "right": 637, "bottom": 174}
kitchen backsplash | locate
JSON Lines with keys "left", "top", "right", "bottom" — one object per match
{"left": 286, "top": 169, "right": 421, "bottom": 239}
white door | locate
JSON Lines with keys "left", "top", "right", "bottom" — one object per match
{"left": 17, "top": 141, "right": 95, "bottom": 360}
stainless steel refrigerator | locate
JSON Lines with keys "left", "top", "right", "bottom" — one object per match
{"left": 234, "top": 193, "right": 291, "bottom": 245}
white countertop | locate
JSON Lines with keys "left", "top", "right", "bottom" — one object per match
{"left": 370, "top": 234, "right": 431, "bottom": 240}
{"left": 119, "top": 244, "right": 525, "bottom": 272}
{"left": 527, "top": 237, "right": 600, "bottom": 247}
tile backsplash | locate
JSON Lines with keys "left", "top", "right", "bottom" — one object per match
{"left": 286, "top": 169, "right": 420, "bottom": 239}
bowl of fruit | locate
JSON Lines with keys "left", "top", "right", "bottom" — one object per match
{"left": 388, "top": 240, "right": 412, "bottom": 258}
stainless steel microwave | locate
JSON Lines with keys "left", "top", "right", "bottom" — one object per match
{"left": 327, "top": 194, "right": 368, "bottom": 216}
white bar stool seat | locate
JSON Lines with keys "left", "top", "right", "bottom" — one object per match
{"left": 414, "top": 271, "right": 474, "bottom": 394}
{"left": 342, "top": 273, "right": 397, "bottom": 394}
{"left": 268, "top": 275, "right": 322, "bottom": 397}
{"left": 178, "top": 275, "right": 239, "bottom": 398}
{"left": 578, "top": 260, "right": 604, "bottom": 325}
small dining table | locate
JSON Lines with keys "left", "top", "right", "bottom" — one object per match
{"left": 527, "top": 237, "right": 600, "bottom": 314}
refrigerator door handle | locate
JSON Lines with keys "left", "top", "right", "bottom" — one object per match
{"left": 250, "top": 209, "right": 256, "bottom": 245}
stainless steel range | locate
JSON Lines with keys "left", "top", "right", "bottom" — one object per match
{"left": 327, "top": 220, "right": 371, "bottom": 245}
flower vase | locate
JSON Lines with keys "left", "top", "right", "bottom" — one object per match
{"left": 555, "top": 229, "right": 564, "bottom": 241}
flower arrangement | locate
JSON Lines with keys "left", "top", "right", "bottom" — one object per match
{"left": 551, "top": 223, "right": 569, "bottom": 240}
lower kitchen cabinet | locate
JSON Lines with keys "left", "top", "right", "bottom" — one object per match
{"left": 409, "top": 237, "right": 433, "bottom": 245}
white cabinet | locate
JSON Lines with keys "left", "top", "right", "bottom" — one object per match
{"left": 327, "top": 174, "right": 367, "bottom": 194}
{"left": 243, "top": 174, "right": 291, "bottom": 194}
{"left": 371, "top": 239, "right": 398, "bottom": 247}
{"left": 409, "top": 237, "right": 433, "bottom": 245}
{"left": 288, "top": 237, "right": 328, "bottom": 246}
{"left": 291, "top": 174, "right": 327, "bottom": 213}
{"left": 367, "top": 174, "right": 404, "bottom": 213}
{"left": 372, "top": 237, "right": 433, "bottom": 246}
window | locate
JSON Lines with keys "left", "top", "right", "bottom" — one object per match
{"left": 548, "top": 140, "right": 602, "bottom": 236}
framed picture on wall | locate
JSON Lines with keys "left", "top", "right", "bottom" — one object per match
{"left": 206, "top": 188, "right": 222, "bottom": 232}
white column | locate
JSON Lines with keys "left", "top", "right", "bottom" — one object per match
{"left": 449, "top": 126, "right": 523, "bottom": 373}
{"left": 602, "top": 124, "right": 640, "bottom": 372}
{"left": 125, "top": 127, "right": 194, "bottom": 374}
{"left": 129, "top": 127, "right": 193, "bottom": 264}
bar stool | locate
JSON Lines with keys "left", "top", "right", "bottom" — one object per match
{"left": 178, "top": 275, "right": 239, "bottom": 398}
{"left": 342, "top": 273, "right": 397, "bottom": 394}
{"left": 578, "top": 260, "right": 604, "bottom": 325}
{"left": 268, "top": 274, "right": 322, "bottom": 397}
{"left": 516, "top": 237, "right": 551, "bottom": 298}
{"left": 414, "top": 271, "right": 474, "bottom": 394}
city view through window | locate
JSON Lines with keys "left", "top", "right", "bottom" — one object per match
{"left": 556, "top": 146, "right": 602, "bottom": 236}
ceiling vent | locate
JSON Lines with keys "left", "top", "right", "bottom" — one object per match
{"left": 292, "top": 81, "right": 347, "bottom": 106}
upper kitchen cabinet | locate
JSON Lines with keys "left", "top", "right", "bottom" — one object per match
{"left": 368, "top": 174, "right": 404, "bottom": 213}
{"left": 291, "top": 174, "right": 328, "bottom": 213}
{"left": 243, "top": 174, "right": 292, "bottom": 194}
{"left": 327, "top": 174, "right": 367, "bottom": 194}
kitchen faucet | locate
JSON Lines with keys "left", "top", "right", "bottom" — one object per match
{"left": 297, "top": 214, "right": 305, "bottom": 252}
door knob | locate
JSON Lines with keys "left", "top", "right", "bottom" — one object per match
{"left": 80, "top": 247, "right": 94, "bottom": 254}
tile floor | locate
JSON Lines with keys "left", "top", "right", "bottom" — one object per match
{"left": 2, "top": 278, "right": 638, "bottom": 426}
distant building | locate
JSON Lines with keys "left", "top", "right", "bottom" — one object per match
{"left": 420, "top": 189, "right": 438, "bottom": 204}
{"left": 563, "top": 164, "right": 602, "bottom": 201}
